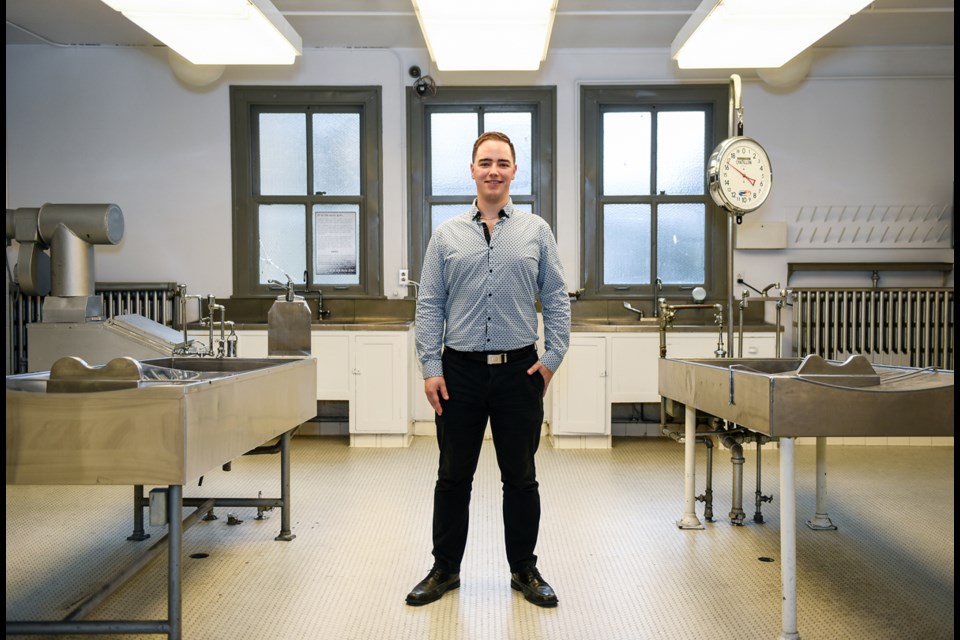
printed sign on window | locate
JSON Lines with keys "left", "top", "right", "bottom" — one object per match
{"left": 315, "top": 211, "right": 357, "bottom": 276}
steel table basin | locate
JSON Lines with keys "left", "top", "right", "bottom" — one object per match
{"left": 6, "top": 356, "right": 318, "bottom": 486}
{"left": 6, "top": 355, "right": 317, "bottom": 640}
{"left": 658, "top": 354, "right": 954, "bottom": 640}
{"left": 658, "top": 355, "right": 953, "bottom": 438}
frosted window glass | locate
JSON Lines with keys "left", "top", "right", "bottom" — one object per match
{"left": 485, "top": 112, "right": 532, "bottom": 195}
{"left": 603, "top": 204, "right": 651, "bottom": 285}
{"left": 258, "top": 204, "right": 306, "bottom": 284}
{"left": 657, "top": 112, "right": 705, "bottom": 195}
{"left": 313, "top": 203, "right": 361, "bottom": 286}
{"left": 431, "top": 113, "right": 478, "bottom": 195}
{"left": 603, "top": 112, "right": 651, "bottom": 196}
{"left": 259, "top": 114, "right": 306, "bottom": 196}
{"left": 658, "top": 203, "right": 705, "bottom": 284}
{"left": 431, "top": 204, "right": 469, "bottom": 233}
{"left": 312, "top": 113, "right": 360, "bottom": 196}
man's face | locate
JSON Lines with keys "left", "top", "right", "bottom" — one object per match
{"left": 471, "top": 140, "right": 517, "bottom": 201}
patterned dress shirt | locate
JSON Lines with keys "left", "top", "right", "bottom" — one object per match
{"left": 416, "top": 199, "right": 571, "bottom": 379}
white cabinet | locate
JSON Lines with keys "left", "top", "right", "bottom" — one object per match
{"left": 237, "top": 331, "right": 268, "bottom": 357}
{"left": 551, "top": 335, "right": 608, "bottom": 438}
{"left": 311, "top": 334, "right": 351, "bottom": 400}
{"left": 349, "top": 332, "right": 411, "bottom": 446}
{"left": 550, "top": 331, "right": 777, "bottom": 448}
{"left": 229, "top": 329, "right": 411, "bottom": 447}
{"left": 665, "top": 332, "right": 724, "bottom": 359}
{"left": 608, "top": 334, "right": 661, "bottom": 404}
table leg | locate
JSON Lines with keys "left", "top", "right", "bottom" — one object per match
{"left": 276, "top": 430, "right": 296, "bottom": 541}
{"left": 167, "top": 484, "right": 182, "bottom": 640}
{"left": 678, "top": 405, "right": 704, "bottom": 529}
{"left": 779, "top": 437, "right": 800, "bottom": 640}
{"left": 806, "top": 437, "right": 837, "bottom": 530}
{"left": 127, "top": 485, "right": 151, "bottom": 541}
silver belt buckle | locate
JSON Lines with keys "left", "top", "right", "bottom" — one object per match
{"left": 487, "top": 353, "right": 506, "bottom": 365}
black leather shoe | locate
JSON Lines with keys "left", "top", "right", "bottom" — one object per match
{"left": 511, "top": 567, "right": 558, "bottom": 607}
{"left": 405, "top": 568, "right": 460, "bottom": 606}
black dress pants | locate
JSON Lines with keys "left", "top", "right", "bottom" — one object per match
{"left": 431, "top": 347, "right": 545, "bottom": 573}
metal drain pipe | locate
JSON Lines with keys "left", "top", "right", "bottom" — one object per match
{"left": 753, "top": 434, "right": 774, "bottom": 523}
{"left": 724, "top": 437, "right": 746, "bottom": 525}
{"left": 698, "top": 436, "right": 715, "bottom": 522}
{"left": 663, "top": 414, "right": 762, "bottom": 525}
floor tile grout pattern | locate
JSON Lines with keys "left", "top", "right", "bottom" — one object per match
{"left": 6, "top": 436, "right": 954, "bottom": 640}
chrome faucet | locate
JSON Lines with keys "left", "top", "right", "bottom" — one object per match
{"left": 315, "top": 289, "right": 331, "bottom": 320}
{"left": 268, "top": 276, "right": 298, "bottom": 302}
{"left": 176, "top": 284, "right": 209, "bottom": 356}
{"left": 623, "top": 301, "right": 645, "bottom": 319}
{"left": 657, "top": 300, "right": 725, "bottom": 358}
{"left": 205, "top": 294, "right": 227, "bottom": 358}
{"left": 269, "top": 274, "right": 330, "bottom": 320}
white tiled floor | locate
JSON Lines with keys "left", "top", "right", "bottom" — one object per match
{"left": 6, "top": 436, "right": 955, "bottom": 640}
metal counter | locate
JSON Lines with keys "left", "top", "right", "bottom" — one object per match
{"left": 6, "top": 356, "right": 317, "bottom": 640}
{"left": 230, "top": 320, "right": 414, "bottom": 332}
{"left": 658, "top": 354, "right": 954, "bottom": 640}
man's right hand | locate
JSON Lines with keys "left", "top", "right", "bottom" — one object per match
{"left": 424, "top": 376, "right": 449, "bottom": 416}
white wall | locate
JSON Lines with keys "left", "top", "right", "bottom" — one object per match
{"left": 5, "top": 44, "right": 954, "bottom": 309}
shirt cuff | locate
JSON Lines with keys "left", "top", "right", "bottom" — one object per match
{"left": 540, "top": 351, "right": 563, "bottom": 374}
{"left": 422, "top": 360, "right": 444, "bottom": 379}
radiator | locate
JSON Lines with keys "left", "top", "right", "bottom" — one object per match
{"left": 792, "top": 288, "right": 954, "bottom": 370}
{"left": 8, "top": 282, "right": 181, "bottom": 375}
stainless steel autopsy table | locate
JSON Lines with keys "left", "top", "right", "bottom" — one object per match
{"left": 658, "top": 354, "right": 954, "bottom": 640}
{"left": 6, "top": 355, "right": 317, "bottom": 639}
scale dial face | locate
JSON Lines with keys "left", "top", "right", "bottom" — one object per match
{"left": 707, "top": 136, "right": 772, "bottom": 214}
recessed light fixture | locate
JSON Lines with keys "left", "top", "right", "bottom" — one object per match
{"left": 412, "top": 0, "right": 557, "bottom": 71}
{"left": 671, "top": 0, "right": 871, "bottom": 69}
{"left": 101, "top": 0, "right": 302, "bottom": 65}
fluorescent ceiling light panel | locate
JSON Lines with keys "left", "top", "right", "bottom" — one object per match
{"left": 102, "top": 0, "right": 302, "bottom": 65}
{"left": 412, "top": 0, "right": 557, "bottom": 71}
{"left": 671, "top": 0, "right": 871, "bottom": 69}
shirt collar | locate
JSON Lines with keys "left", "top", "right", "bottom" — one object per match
{"left": 471, "top": 198, "right": 513, "bottom": 222}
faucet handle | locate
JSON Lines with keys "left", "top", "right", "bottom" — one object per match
{"left": 623, "top": 301, "right": 645, "bottom": 319}
{"left": 761, "top": 282, "right": 781, "bottom": 296}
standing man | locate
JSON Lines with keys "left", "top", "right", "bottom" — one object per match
{"left": 407, "top": 132, "right": 571, "bottom": 608}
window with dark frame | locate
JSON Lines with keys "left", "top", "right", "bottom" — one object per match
{"left": 406, "top": 86, "right": 556, "bottom": 283}
{"left": 229, "top": 86, "right": 382, "bottom": 299}
{"left": 581, "top": 84, "right": 729, "bottom": 305}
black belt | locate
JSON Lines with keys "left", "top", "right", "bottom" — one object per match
{"left": 444, "top": 345, "right": 536, "bottom": 365}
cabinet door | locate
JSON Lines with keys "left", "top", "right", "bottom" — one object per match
{"left": 665, "top": 332, "right": 723, "bottom": 359}
{"left": 552, "top": 336, "right": 607, "bottom": 435}
{"left": 607, "top": 334, "right": 661, "bottom": 403}
{"left": 311, "top": 333, "right": 351, "bottom": 400}
{"left": 738, "top": 333, "right": 778, "bottom": 358}
{"left": 351, "top": 334, "right": 408, "bottom": 433}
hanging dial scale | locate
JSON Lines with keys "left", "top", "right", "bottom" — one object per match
{"left": 707, "top": 75, "right": 772, "bottom": 221}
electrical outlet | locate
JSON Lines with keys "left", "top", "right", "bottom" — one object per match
{"left": 398, "top": 269, "right": 409, "bottom": 286}
{"left": 736, "top": 272, "right": 744, "bottom": 283}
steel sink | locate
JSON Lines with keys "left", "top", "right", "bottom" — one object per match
{"left": 143, "top": 356, "right": 282, "bottom": 373}
{"left": 6, "top": 356, "right": 317, "bottom": 486}
{"left": 658, "top": 354, "right": 953, "bottom": 438}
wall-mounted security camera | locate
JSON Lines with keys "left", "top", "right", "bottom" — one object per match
{"left": 413, "top": 74, "right": 436, "bottom": 98}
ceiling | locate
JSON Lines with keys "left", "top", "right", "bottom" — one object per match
{"left": 5, "top": 0, "right": 955, "bottom": 60}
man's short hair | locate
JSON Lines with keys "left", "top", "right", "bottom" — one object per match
{"left": 472, "top": 131, "right": 516, "bottom": 163}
